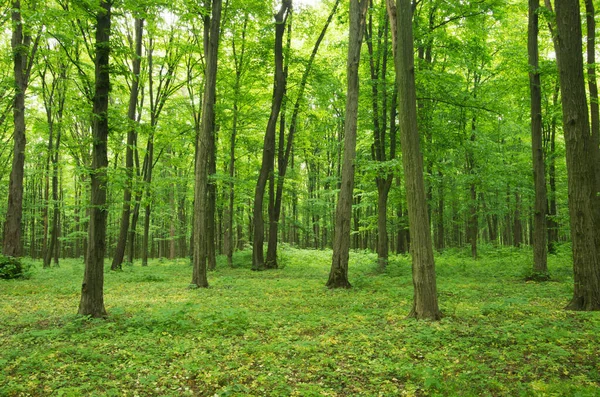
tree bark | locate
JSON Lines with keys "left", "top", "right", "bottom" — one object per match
{"left": 388, "top": 0, "right": 441, "bottom": 319}
{"left": 252, "top": 0, "right": 290, "bottom": 270}
{"left": 192, "top": 0, "right": 222, "bottom": 287}
{"left": 3, "top": 1, "right": 38, "bottom": 257}
{"left": 112, "top": 17, "right": 143, "bottom": 270}
{"left": 78, "top": 0, "right": 111, "bottom": 318}
{"left": 327, "top": 0, "right": 369, "bottom": 289}
{"left": 555, "top": 0, "right": 600, "bottom": 310}
{"left": 266, "top": 0, "right": 340, "bottom": 269}
{"left": 528, "top": 0, "right": 548, "bottom": 277}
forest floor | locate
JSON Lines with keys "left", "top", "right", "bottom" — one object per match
{"left": 1, "top": 245, "right": 599, "bottom": 396}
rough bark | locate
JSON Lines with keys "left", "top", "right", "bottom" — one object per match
{"left": 528, "top": 0, "right": 548, "bottom": 277}
{"left": 327, "top": 0, "right": 369, "bottom": 289}
{"left": 192, "top": 0, "right": 222, "bottom": 287}
{"left": 388, "top": 0, "right": 441, "bottom": 319}
{"left": 555, "top": 0, "right": 600, "bottom": 310}
{"left": 112, "top": 17, "right": 143, "bottom": 270}
{"left": 252, "top": 0, "right": 290, "bottom": 270}
{"left": 78, "top": 0, "right": 111, "bottom": 318}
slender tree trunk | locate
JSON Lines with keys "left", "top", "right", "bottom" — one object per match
{"left": 555, "top": 0, "right": 600, "bottom": 310}
{"left": 112, "top": 17, "right": 143, "bottom": 270}
{"left": 547, "top": 99, "right": 558, "bottom": 252}
{"left": 207, "top": 125, "right": 217, "bottom": 270}
{"left": 388, "top": 0, "right": 441, "bottom": 320}
{"left": 225, "top": 15, "right": 248, "bottom": 267}
{"left": 252, "top": 0, "right": 290, "bottom": 270}
{"left": 192, "top": 0, "right": 222, "bottom": 287}
{"left": 266, "top": 0, "right": 340, "bottom": 268}
{"left": 44, "top": 109, "right": 63, "bottom": 268}
{"left": 435, "top": 170, "right": 445, "bottom": 250}
{"left": 513, "top": 191, "right": 522, "bottom": 248}
{"left": 327, "top": 0, "right": 369, "bottom": 288}
{"left": 528, "top": 0, "right": 548, "bottom": 277}
{"left": 78, "top": 0, "right": 111, "bottom": 318}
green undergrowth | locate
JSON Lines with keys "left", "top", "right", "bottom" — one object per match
{"left": 1, "top": 245, "right": 598, "bottom": 396}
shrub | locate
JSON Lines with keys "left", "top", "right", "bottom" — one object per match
{"left": 0, "top": 255, "right": 25, "bottom": 280}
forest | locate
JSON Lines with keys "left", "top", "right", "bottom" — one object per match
{"left": 1, "top": 0, "right": 600, "bottom": 395}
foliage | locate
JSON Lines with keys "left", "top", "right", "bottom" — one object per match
{"left": 0, "top": 255, "right": 30, "bottom": 280}
{"left": 1, "top": 247, "right": 599, "bottom": 396}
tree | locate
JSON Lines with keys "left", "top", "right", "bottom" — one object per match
{"left": 554, "top": 0, "right": 600, "bottom": 310}
{"left": 3, "top": 0, "right": 39, "bottom": 257}
{"left": 252, "top": 0, "right": 291, "bottom": 271}
{"left": 364, "top": 1, "right": 396, "bottom": 269}
{"left": 326, "top": 0, "right": 369, "bottom": 289}
{"left": 265, "top": 0, "right": 341, "bottom": 269}
{"left": 191, "top": 0, "right": 222, "bottom": 288}
{"left": 387, "top": 0, "right": 441, "bottom": 319}
{"left": 39, "top": 49, "right": 68, "bottom": 268}
{"left": 111, "top": 16, "right": 144, "bottom": 271}
{"left": 528, "top": 0, "right": 548, "bottom": 279}
{"left": 78, "top": 0, "right": 112, "bottom": 318}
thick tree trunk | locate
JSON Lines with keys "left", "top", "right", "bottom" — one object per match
{"left": 78, "top": 0, "right": 111, "bottom": 318}
{"left": 112, "top": 18, "right": 143, "bottom": 270}
{"left": 252, "top": 0, "right": 290, "bottom": 270}
{"left": 3, "top": 1, "right": 37, "bottom": 257}
{"left": 528, "top": 0, "right": 548, "bottom": 277}
{"left": 388, "top": 0, "right": 441, "bottom": 320}
{"left": 555, "top": 0, "right": 600, "bottom": 310}
{"left": 192, "top": 0, "right": 222, "bottom": 287}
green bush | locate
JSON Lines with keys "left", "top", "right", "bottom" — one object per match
{"left": 0, "top": 255, "right": 25, "bottom": 279}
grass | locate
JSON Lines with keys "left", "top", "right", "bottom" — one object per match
{"left": 1, "top": 245, "right": 599, "bottom": 396}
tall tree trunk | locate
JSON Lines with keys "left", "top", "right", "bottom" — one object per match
{"left": 388, "top": 0, "right": 441, "bottom": 320}
{"left": 112, "top": 17, "right": 143, "bottom": 270}
{"left": 78, "top": 0, "right": 111, "bottom": 318}
{"left": 266, "top": 0, "right": 340, "bottom": 269}
{"left": 207, "top": 125, "right": 217, "bottom": 270}
{"left": 225, "top": 15, "right": 248, "bottom": 268}
{"left": 513, "top": 191, "right": 522, "bottom": 248}
{"left": 528, "top": 0, "right": 548, "bottom": 277}
{"left": 547, "top": 92, "right": 559, "bottom": 252}
{"left": 252, "top": 0, "right": 290, "bottom": 270}
{"left": 555, "top": 0, "right": 600, "bottom": 310}
{"left": 435, "top": 170, "right": 445, "bottom": 250}
{"left": 585, "top": 0, "right": 600, "bottom": 163}
{"left": 327, "top": 0, "right": 369, "bottom": 288}
{"left": 44, "top": 93, "right": 64, "bottom": 268}
{"left": 192, "top": 0, "right": 222, "bottom": 287}
{"left": 3, "top": 1, "right": 38, "bottom": 257}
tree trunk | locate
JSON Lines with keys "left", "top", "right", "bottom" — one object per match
{"left": 266, "top": 0, "right": 340, "bottom": 269}
{"left": 513, "top": 191, "right": 522, "bottom": 248}
{"left": 3, "top": 1, "right": 37, "bottom": 257}
{"left": 78, "top": 0, "right": 111, "bottom": 318}
{"left": 192, "top": 0, "right": 222, "bottom": 287}
{"left": 528, "top": 0, "right": 548, "bottom": 277}
{"left": 112, "top": 17, "right": 143, "bottom": 270}
{"left": 388, "top": 0, "right": 441, "bottom": 320}
{"left": 555, "top": 0, "right": 600, "bottom": 310}
{"left": 252, "top": 0, "right": 290, "bottom": 270}
{"left": 327, "top": 0, "right": 369, "bottom": 289}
